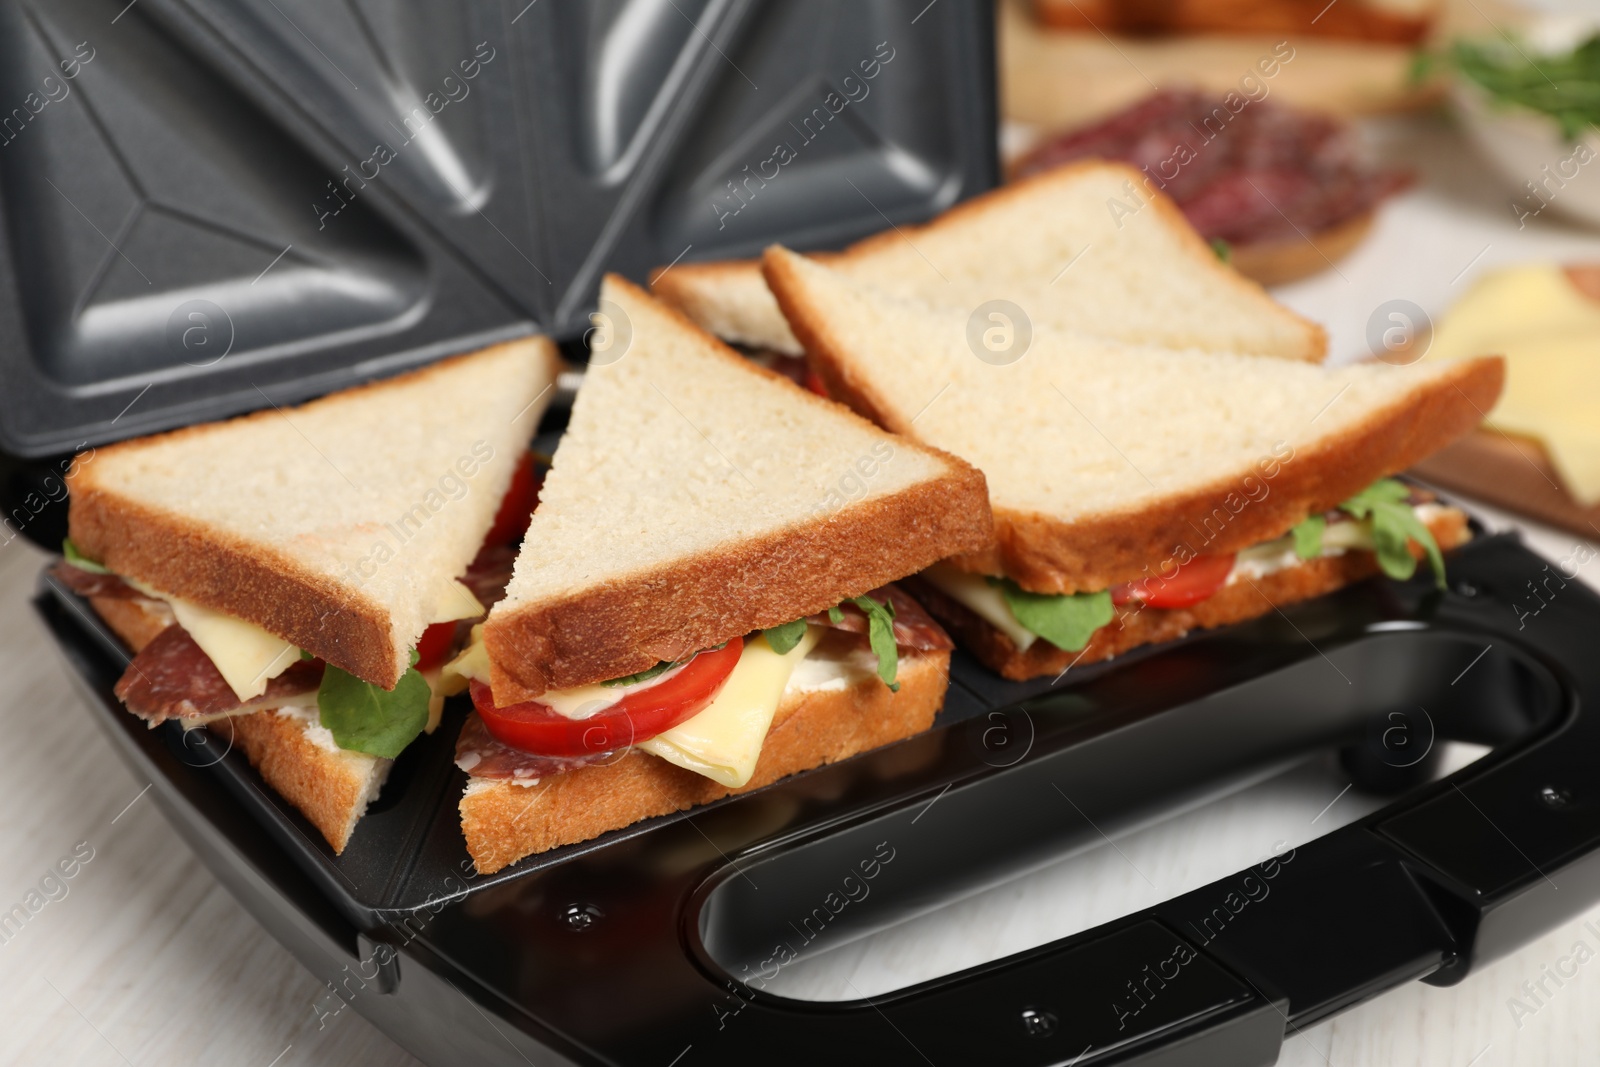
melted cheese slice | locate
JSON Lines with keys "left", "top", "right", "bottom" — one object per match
{"left": 638, "top": 628, "right": 821, "bottom": 788}
{"left": 1430, "top": 263, "right": 1600, "bottom": 505}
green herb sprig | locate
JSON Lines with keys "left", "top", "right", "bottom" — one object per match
{"left": 1337, "top": 479, "right": 1446, "bottom": 587}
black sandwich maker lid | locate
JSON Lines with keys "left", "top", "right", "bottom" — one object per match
{"left": 0, "top": 0, "right": 996, "bottom": 458}
{"left": 22, "top": 3, "right": 1600, "bottom": 1066}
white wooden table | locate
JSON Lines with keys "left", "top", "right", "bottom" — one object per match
{"left": 5, "top": 110, "right": 1600, "bottom": 1065}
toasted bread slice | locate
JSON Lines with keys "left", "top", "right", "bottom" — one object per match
{"left": 68, "top": 338, "right": 561, "bottom": 689}
{"left": 763, "top": 246, "right": 1503, "bottom": 594}
{"left": 482, "top": 276, "right": 992, "bottom": 701}
{"left": 653, "top": 160, "right": 1326, "bottom": 360}
{"left": 89, "top": 596, "right": 384, "bottom": 854}
{"left": 460, "top": 648, "right": 948, "bottom": 874}
{"left": 914, "top": 509, "right": 1471, "bottom": 680}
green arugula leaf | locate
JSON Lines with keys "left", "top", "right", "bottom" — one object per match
{"left": 763, "top": 618, "right": 809, "bottom": 655}
{"left": 1338, "top": 479, "right": 1446, "bottom": 587}
{"left": 1210, "top": 237, "right": 1231, "bottom": 263}
{"left": 602, "top": 660, "right": 676, "bottom": 688}
{"left": 848, "top": 595, "right": 900, "bottom": 692}
{"left": 1339, "top": 478, "right": 1412, "bottom": 511}
{"left": 1291, "top": 515, "right": 1326, "bottom": 560}
{"left": 990, "top": 578, "right": 1113, "bottom": 652}
{"left": 317, "top": 663, "right": 431, "bottom": 759}
{"left": 826, "top": 605, "right": 845, "bottom": 625}
{"left": 61, "top": 538, "right": 111, "bottom": 574}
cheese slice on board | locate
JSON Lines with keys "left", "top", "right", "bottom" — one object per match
{"left": 1430, "top": 263, "right": 1600, "bottom": 505}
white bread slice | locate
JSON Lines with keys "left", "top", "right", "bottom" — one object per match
{"left": 460, "top": 647, "right": 949, "bottom": 874}
{"left": 482, "top": 276, "right": 992, "bottom": 702}
{"left": 652, "top": 160, "right": 1326, "bottom": 360}
{"left": 88, "top": 595, "right": 384, "bottom": 854}
{"left": 68, "top": 338, "right": 561, "bottom": 689}
{"left": 763, "top": 246, "right": 1504, "bottom": 595}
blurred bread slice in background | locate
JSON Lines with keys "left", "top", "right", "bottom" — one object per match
{"left": 655, "top": 161, "right": 1325, "bottom": 360}
{"left": 999, "top": 0, "right": 1526, "bottom": 131}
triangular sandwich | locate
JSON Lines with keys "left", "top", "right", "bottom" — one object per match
{"left": 761, "top": 245, "right": 1504, "bottom": 680}
{"left": 61, "top": 338, "right": 560, "bottom": 850}
{"left": 451, "top": 277, "right": 992, "bottom": 873}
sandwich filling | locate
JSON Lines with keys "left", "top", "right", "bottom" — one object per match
{"left": 922, "top": 479, "right": 1455, "bottom": 655}
{"left": 55, "top": 547, "right": 505, "bottom": 756}
{"left": 450, "top": 585, "right": 951, "bottom": 789}
{"left": 57, "top": 452, "right": 542, "bottom": 761}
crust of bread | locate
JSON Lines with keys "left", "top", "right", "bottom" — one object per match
{"left": 70, "top": 487, "right": 400, "bottom": 685}
{"left": 483, "top": 278, "right": 992, "bottom": 701}
{"left": 85, "top": 595, "right": 383, "bottom": 854}
{"left": 651, "top": 255, "right": 838, "bottom": 354}
{"left": 225, "top": 711, "right": 387, "bottom": 855}
{"left": 1227, "top": 210, "right": 1377, "bottom": 288}
{"left": 485, "top": 467, "right": 988, "bottom": 700}
{"left": 67, "top": 339, "right": 559, "bottom": 689}
{"left": 659, "top": 159, "right": 1326, "bottom": 362}
{"left": 911, "top": 508, "right": 1472, "bottom": 680}
{"left": 87, "top": 595, "right": 171, "bottom": 651}
{"left": 964, "top": 358, "right": 1497, "bottom": 594}
{"left": 763, "top": 253, "right": 1503, "bottom": 594}
{"left": 460, "top": 649, "right": 949, "bottom": 874}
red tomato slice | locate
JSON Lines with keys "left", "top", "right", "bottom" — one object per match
{"left": 470, "top": 637, "right": 745, "bottom": 757}
{"left": 414, "top": 621, "right": 457, "bottom": 672}
{"left": 804, "top": 369, "right": 829, "bottom": 398}
{"left": 1112, "top": 553, "right": 1236, "bottom": 610}
{"left": 484, "top": 452, "right": 541, "bottom": 546}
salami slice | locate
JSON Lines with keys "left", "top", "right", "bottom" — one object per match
{"left": 455, "top": 713, "right": 618, "bottom": 781}
{"left": 460, "top": 543, "right": 518, "bottom": 610}
{"left": 114, "top": 626, "right": 323, "bottom": 725}
{"left": 51, "top": 562, "right": 142, "bottom": 600}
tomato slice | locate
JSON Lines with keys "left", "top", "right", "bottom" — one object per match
{"left": 804, "top": 369, "right": 829, "bottom": 398}
{"left": 414, "top": 621, "right": 457, "bottom": 672}
{"left": 470, "top": 637, "right": 744, "bottom": 756}
{"left": 1112, "top": 553, "right": 1236, "bottom": 610}
{"left": 484, "top": 452, "right": 541, "bottom": 546}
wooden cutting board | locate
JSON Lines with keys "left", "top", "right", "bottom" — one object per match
{"left": 1412, "top": 429, "right": 1600, "bottom": 541}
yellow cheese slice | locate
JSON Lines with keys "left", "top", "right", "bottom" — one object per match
{"left": 125, "top": 578, "right": 297, "bottom": 702}
{"left": 921, "top": 562, "right": 1038, "bottom": 651}
{"left": 431, "top": 580, "right": 486, "bottom": 624}
{"left": 439, "top": 624, "right": 488, "bottom": 697}
{"left": 123, "top": 576, "right": 483, "bottom": 704}
{"left": 1429, "top": 263, "right": 1600, "bottom": 505}
{"left": 638, "top": 628, "right": 821, "bottom": 788}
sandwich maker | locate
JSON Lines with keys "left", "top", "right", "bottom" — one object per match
{"left": 13, "top": 3, "right": 1600, "bottom": 1065}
